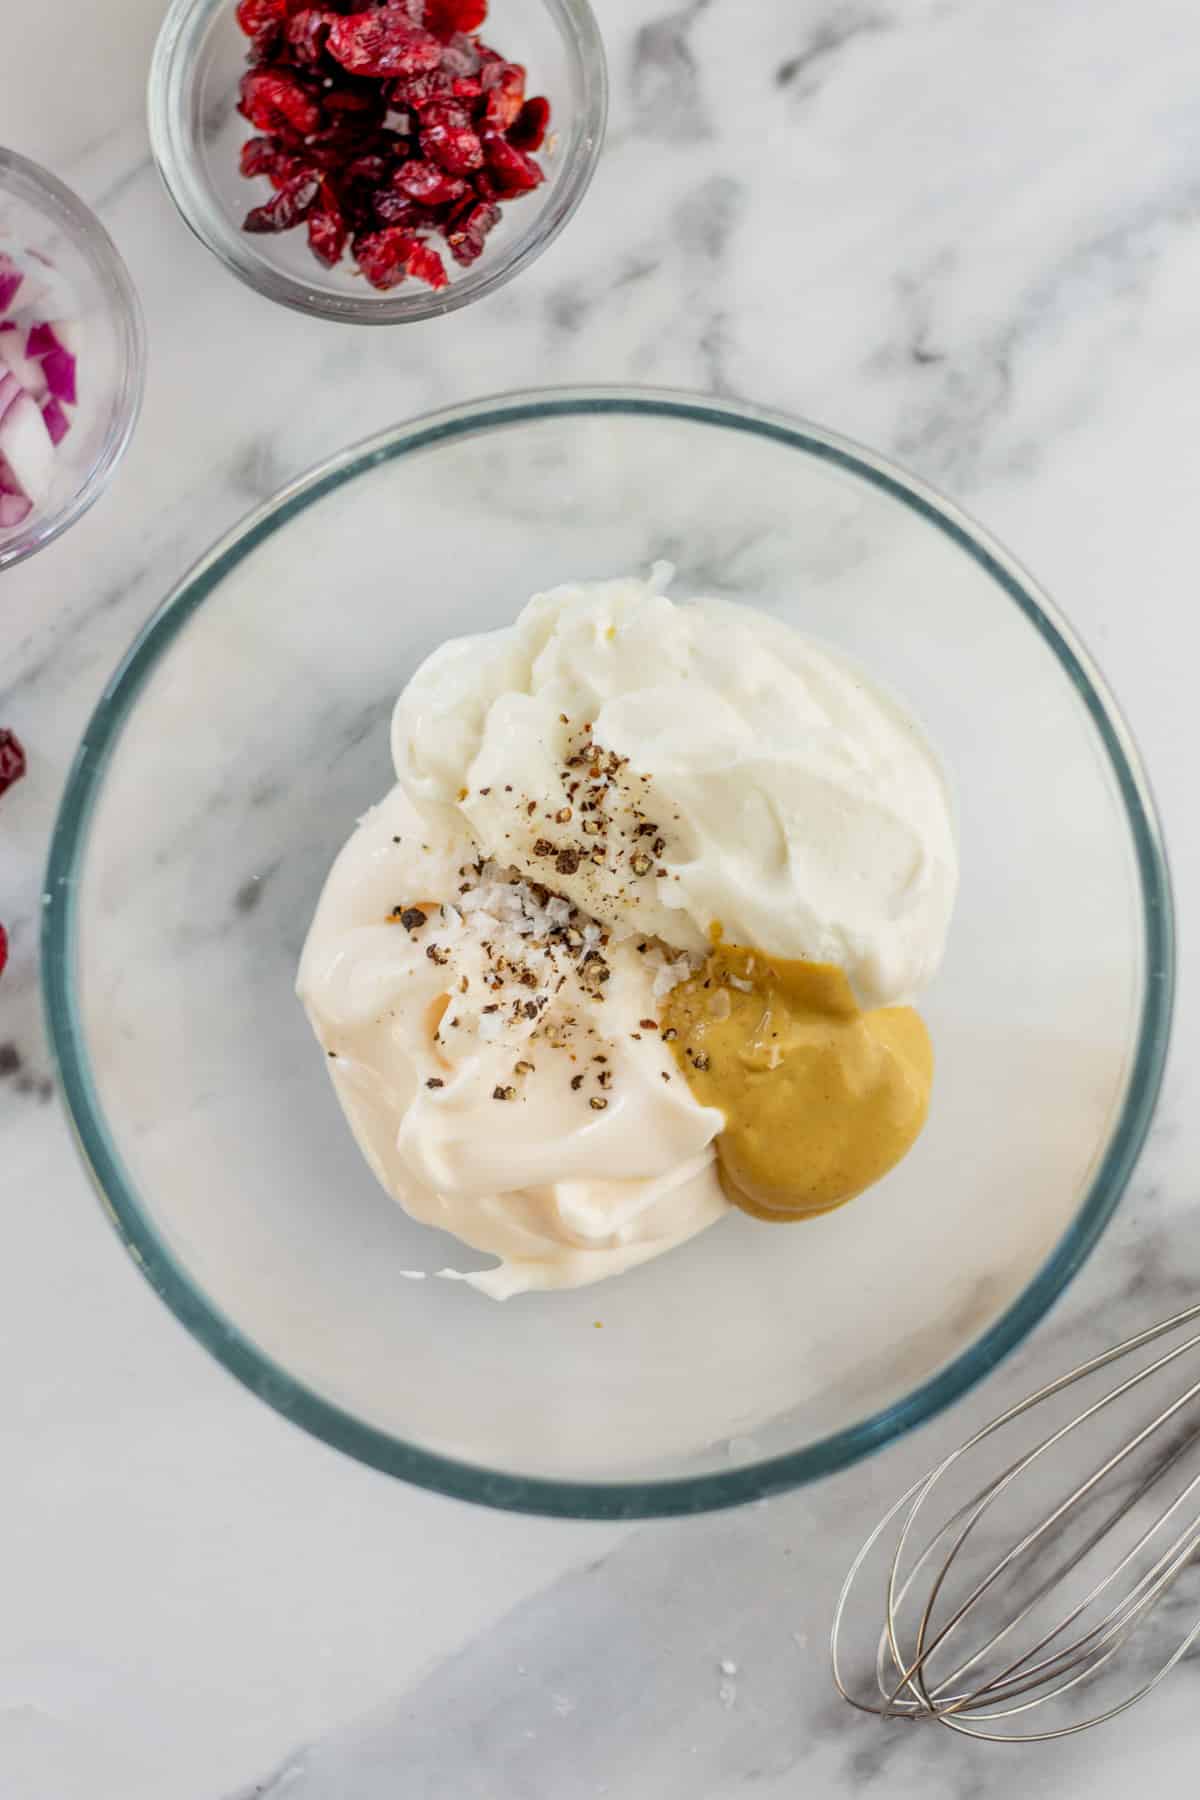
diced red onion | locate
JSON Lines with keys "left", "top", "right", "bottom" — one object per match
{"left": 0, "top": 370, "right": 24, "bottom": 423}
{"left": 41, "top": 397, "right": 70, "bottom": 445}
{"left": 0, "top": 253, "right": 23, "bottom": 314}
{"left": 26, "top": 320, "right": 63, "bottom": 358}
{"left": 0, "top": 332, "right": 48, "bottom": 400}
{"left": 26, "top": 322, "right": 79, "bottom": 404}
{"left": 46, "top": 318, "right": 80, "bottom": 356}
{"left": 0, "top": 492, "right": 33, "bottom": 528}
{"left": 0, "top": 386, "right": 55, "bottom": 516}
{"left": 0, "top": 248, "right": 83, "bottom": 532}
{"left": 26, "top": 319, "right": 79, "bottom": 361}
{"left": 40, "top": 346, "right": 77, "bottom": 405}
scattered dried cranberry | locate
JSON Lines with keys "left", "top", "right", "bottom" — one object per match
{"left": 420, "top": 117, "right": 484, "bottom": 174}
{"left": 424, "top": 0, "right": 487, "bottom": 37}
{"left": 308, "top": 204, "right": 349, "bottom": 265}
{"left": 480, "top": 56, "right": 525, "bottom": 131}
{"left": 239, "top": 135, "right": 278, "bottom": 177}
{"left": 423, "top": 94, "right": 475, "bottom": 129}
{"left": 0, "top": 923, "right": 7, "bottom": 981}
{"left": 322, "top": 83, "right": 386, "bottom": 118}
{"left": 326, "top": 7, "right": 442, "bottom": 77}
{"left": 338, "top": 149, "right": 389, "bottom": 185}
{"left": 238, "top": 69, "right": 323, "bottom": 134}
{"left": 235, "top": 0, "right": 287, "bottom": 37}
{"left": 439, "top": 31, "right": 482, "bottom": 77}
{"left": 509, "top": 94, "right": 550, "bottom": 152}
{"left": 0, "top": 728, "right": 26, "bottom": 796}
{"left": 233, "top": 0, "right": 551, "bottom": 287}
{"left": 481, "top": 131, "right": 543, "bottom": 195}
{"left": 371, "top": 189, "right": 439, "bottom": 228}
{"left": 243, "top": 170, "right": 321, "bottom": 232}
{"left": 392, "top": 158, "right": 469, "bottom": 206}
{"left": 389, "top": 67, "right": 454, "bottom": 108}
{"left": 285, "top": 7, "right": 335, "bottom": 63}
{"left": 354, "top": 225, "right": 447, "bottom": 289}
{"left": 404, "top": 239, "right": 451, "bottom": 288}
{"left": 443, "top": 197, "right": 499, "bottom": 265}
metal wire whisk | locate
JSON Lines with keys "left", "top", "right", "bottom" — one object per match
{"left": 832, "top": 1301, "right": 1200, "bottom": 1742}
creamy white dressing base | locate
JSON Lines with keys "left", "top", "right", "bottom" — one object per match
{"left": 298, "top": 784, "right": 728, "bottom": 1298}
{"left": 299, "top": 572, "right": 958, "bottom": 1297}
{"left": 394, "top": 570, "right": 958, "bottom": 1008}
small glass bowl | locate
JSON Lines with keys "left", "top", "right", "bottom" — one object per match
{"left": 0, "top": 148, "right": 145, "bottom": 573}
{"left": 147, "top": 0, "right": 608, "bottom": 324}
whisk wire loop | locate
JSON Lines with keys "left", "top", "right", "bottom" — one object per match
{"left": 833, "top": 1302, "right": 1200, "bottom": 1742}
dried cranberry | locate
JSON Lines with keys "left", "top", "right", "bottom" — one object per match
{"left": 240, "top": 138, "right": 309, "bottom": 185}
{"left": 238, "top": 69, "right": 323, "bottom": 134}
{"left": 337, "top": 181, "right": 379, "bottom": 229}
{"left": 322, "top": 82, "right": 386, "bottom": 117}
{"left": 236, "top": 0, "right": 287, "bottom": 38}
{"left": 353, "top": 225, "right": 417, "bottom": 287}
{"left": 508, "top": 94, "right": 550, "bottom": 152}
{"left": 370, "top": 188, "right": 435, "bottom": 227}
{"left": 354, "top": 224, "right": 447, "bottom": 288}
{"left": 333, "top": 151, "right": 382, "bottom": 185}
{"left": 443, "top": 197, "right": 500, "bottom": 265}
{"left": 438, "top": 29, "right": 483, "bottom": 77}
{"left": 284, "top": 6, "right": 335, "bottom": 61}
{"left": 421, "top": 117, "right": 483, "bottom": 174}
{"left": 305, "top": 118, "right": 381, "bottom": 155}
{"left": 298, "top": 141, "right": 349, "bottom": 175}
{"left": 480, "top": 55, "right": 525, "bottom": 131}
{"left": 247, "top": 32, "right": 285, "bottom": 65}
{"left": 391, "top": 158, "right": 469, "bottom": 205}
{"left": 481, "top": 131, "right": 543, "bottom": 195}
{"left": 388, "top": 67, "right": 454, "bottom": 108}
{"left": 326, "top": 6, "right": 443, "bottom": 77}
{"left": 234, "top": 0, "right": 549, "bottom": 287}
{"left": 308, "top": 205, "right": 349, "bottom": 264}
{"left": 405, "top": 239, "right": 450, "bottom": 288}
{"left": 272, "top": 153, "right": 314, "bottom": 188}
{"left": 240, "top": 135, "right": 280, "bottom": 177}
{"left": 423, "top": 0, "right": 487, "bottom": 39}
{"left": 368, "top": 127, "right": 410, "bottom": 163}
{"left": 243, "top": 170, "right": 321, "bottom": 231}
{"left": 0, "top": 728, "right": 26, "bottom": 796}
{"left": 0, "top": 923, "right": 7, "bottom": 981}
{"left": 419, "top": 95, "right": 472, "bottom": 130}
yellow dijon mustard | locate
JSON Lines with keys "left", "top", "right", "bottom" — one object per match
{"left": 661, "top": 941, "right": 932, "bottom": 1220}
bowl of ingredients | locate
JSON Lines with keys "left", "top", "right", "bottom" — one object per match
{"left": 148, "top": 0, "right": 607, "bottom": 322}
{"left": 0, "top": 148, "right": 144, "bottom": 572}
{"left": 43, "top": 389, "right": 1172, "bottom": 1517}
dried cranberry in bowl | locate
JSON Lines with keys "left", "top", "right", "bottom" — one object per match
{"left": 232, "top": 0, "right": 552, "bottom": 291}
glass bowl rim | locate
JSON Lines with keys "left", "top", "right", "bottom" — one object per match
{"left": 0, "top": 145, "right": 146, "bottom": 572}
{"left": 41, "top": 385, "right": 1176, "bottom": 1518}
{"left": 146, "top": 0, "right": 609, "bottom": 326}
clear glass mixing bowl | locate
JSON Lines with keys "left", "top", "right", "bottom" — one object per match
{"left": 42, "top": 389, "right": 1174, "bottom": 1517}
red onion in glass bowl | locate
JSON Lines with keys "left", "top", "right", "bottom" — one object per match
{"left": 0, "top": 147, "right": 144, "bottom": 571}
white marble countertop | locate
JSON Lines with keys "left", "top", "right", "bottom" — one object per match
{"left": 4, "top": 0, "right": 1200, "bottom": 1794}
